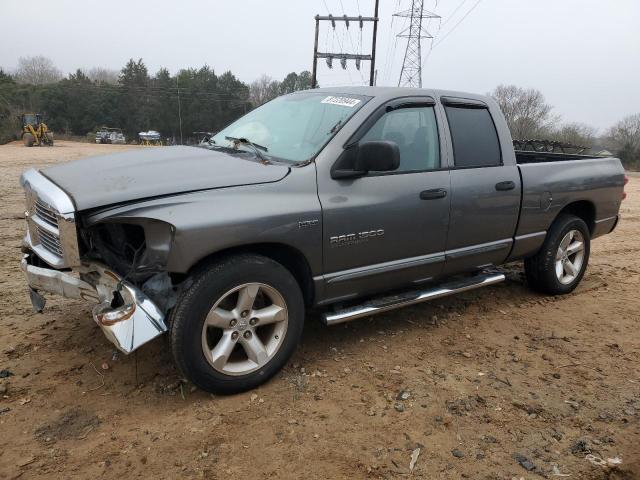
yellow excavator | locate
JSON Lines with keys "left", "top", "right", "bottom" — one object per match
{"left": 20, "top": 113, "right": 54, "bottom": 147}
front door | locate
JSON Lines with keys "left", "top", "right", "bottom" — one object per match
{"left": 317, "top": 99, "right": 451, "bottom": 303}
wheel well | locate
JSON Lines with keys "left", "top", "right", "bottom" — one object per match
{"left": 557, "top": 201, "right": 596, "bottom": 234}
{"left": 185, "top": 243, "right": 315, "bottom": 306}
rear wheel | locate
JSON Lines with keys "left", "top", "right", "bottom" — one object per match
{"left": 525, "top": 214, "right": 590, "bottom": 294}
{"left": 23, "top": 133, "right": 34, "bottom": 147}
{"left": 169, "top": 254, "right": 305, "bottom": 394}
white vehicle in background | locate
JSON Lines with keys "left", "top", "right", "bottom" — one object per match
{"left": 139, "top": 130, "right": 162, "bottom": 146}
{"left": 95, "top": 127, "right": 126, "bottom": 144}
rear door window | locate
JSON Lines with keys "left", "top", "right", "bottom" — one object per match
{"left": 444, "top": 106, "right": 501, "bottom": 168}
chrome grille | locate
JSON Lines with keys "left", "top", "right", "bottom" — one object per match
{"left": 21, "top": 168, "right": 80, "bottom": 269}
{"left": 34, "top": 198, "right": 59, "bottom": 228}
{"left": 35, "top": 224, "right": 64, "bottom": 256}
{"left": 29, "top": 194, "right": 65, "bottom": 260}
{"left": 27, "top": 191, "right": 64, "bottom": 262}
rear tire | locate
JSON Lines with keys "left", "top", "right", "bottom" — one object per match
{"left": 23, "top": 133, "right": 34, "bottom": 147}
{"left": 524, "top": 214, "right": 590, "bottom": 295}
{"left": 169, "top": 254, "right": 305, "bottom": 394}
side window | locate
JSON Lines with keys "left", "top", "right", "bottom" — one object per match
{"left": 444, "top": 106, "right": 501, "bottom": 168}
{"left": 360, "top": 106, "right": 440, "bottom": 172}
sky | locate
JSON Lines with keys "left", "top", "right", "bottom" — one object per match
{"left": 1, "top": 0, "right": 639, "bottom": 131}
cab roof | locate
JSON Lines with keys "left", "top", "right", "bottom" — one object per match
{"left": 306, "top": 86, "right": 491, "bottom": 104}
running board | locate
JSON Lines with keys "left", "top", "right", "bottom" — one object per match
{"left": 321, "top": 271, "right": 505, "bottom": 326}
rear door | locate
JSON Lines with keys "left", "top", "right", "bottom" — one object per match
{"left": 439, "top": 97, "right": 521, "bottom": 274}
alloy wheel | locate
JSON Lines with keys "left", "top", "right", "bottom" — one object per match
{"left": 201, "top": 283, "right": 288, "bottom": 375}
{"left": 555, "top": 229, "right": 585, "bottom": 285}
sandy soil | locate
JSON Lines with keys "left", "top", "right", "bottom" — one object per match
{"left": 0, "top": 141, "right": 638, "bottom": 479}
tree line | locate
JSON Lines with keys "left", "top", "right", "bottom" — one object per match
{"left": 0, "top": 56, "right": 312, "bottom": 145}
{"left": 490, "top": 84, "right": 640, "bottom": 169}
{"left": 0, "top": 56, "right": 638, "bottom": 169}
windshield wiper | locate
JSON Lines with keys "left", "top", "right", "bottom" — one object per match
{"left": 225, "top": 136, "right": 270, "bottom": 164}
{"left": 329, "top": 119, "right": 344, "bottom": 134}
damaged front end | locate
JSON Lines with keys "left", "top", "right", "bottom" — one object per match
{"left": 21, "top": 255, "right": 167, "bottom": 353}
{"left": 20, "top": 168, "right": 173, "bottom": 354}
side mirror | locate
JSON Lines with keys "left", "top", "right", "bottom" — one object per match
{"left": 332, "top": 140, "right": 400, "bottom": 179}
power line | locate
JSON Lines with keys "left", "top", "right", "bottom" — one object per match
{"left": 41, "top": 80, "right": 250, "bottom": 94}
{"left": 416, "top": 0, "right": 481, "bottom": 77}
{"left": 381, "top": 10, "right": 397, "bottom": 83}
{"left": 311, "top": 1, "right": 380, "bottom": 88}
{"left": 441, "top": 0, "right": 469, "bottom": 26}
{"left": 33, "top": 82, "right": 250, "bottom": 101}
{"left": 432, "top": 0, "right": 483, "bottom": 48}
{"left": 383, "top": 3, "right": 410, "bottom": 84}
{"left": 339, "top": 0, "right": 367, "bottom": 83}
{"left": 323, "top": 2, "right": 353, "bottom": 84}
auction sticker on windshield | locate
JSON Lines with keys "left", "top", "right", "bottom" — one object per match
{"left": 321, "top": 96, "right": 362, "bottom": 108}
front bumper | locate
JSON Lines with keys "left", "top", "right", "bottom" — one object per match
{"left": 21, "top": 253, "right": 167, "bottom": 354}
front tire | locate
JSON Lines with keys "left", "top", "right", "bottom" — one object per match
{"left": 524, "top": 214, "right": 590, "bottom": 295}
{"left": 169, "top": 254, "right": 305, "bottom": 394}
{"left": 23, "top": 133, "right": 34, "bottom": 147}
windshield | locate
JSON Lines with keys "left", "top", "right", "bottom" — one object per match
{"left": 210, "top": 92, "right": 369, "bottom": 163}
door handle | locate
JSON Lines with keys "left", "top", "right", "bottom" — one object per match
{"left": 495, "top": 181, "right": 516, "bottom": 191}
{"left": 420, "top": 188, "right": 447, "bottom": 200}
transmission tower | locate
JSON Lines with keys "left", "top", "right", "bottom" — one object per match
{"left": 394, "top": 1, "right": 440, "bottom": 88}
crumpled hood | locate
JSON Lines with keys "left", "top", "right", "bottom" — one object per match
{"left": 42, "top": 146, "right": 290, "bottom": 210}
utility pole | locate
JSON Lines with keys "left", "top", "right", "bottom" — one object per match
{"left": 311, "top": 1, "right": 379, "bottom": 88}
{"left": 370, "top": 0, "right": 380, "bottom": 86}
{"left": 311, "top": 15, "right": 320, "bottom": 89}
{"left": 395, "top": 0, "right": 440, "bottom": 88}
{"left": 176, "top": 76, "right": 183, "bottom": 145}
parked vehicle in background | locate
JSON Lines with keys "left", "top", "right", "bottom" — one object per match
{"left": 95, "top": 127, "right": 126, "bottom": 145}
{"left": 19, "top": 87, "right": 627, "bottom": 394}
{"left": 139, "top": 130, "right": 162, "bottom": 146}
{"left": 20, "top": 113, "right": 54, "bottom": 147}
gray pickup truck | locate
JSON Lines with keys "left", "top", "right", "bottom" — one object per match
{"left": 20, "top": 87, "right": 627, "bottom": 393}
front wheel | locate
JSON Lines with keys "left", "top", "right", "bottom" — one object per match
{"left": 524, "top": 214, "right": 590, "bottom": 295}
{"left": 169, "top": 254, "right": 304, "bottom": 394}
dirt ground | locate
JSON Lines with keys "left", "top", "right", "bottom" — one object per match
{"left": 0, "top": 140, "right": 638, "bottom": 479}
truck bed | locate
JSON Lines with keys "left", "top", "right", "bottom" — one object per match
{"left": 515, "top": 150, "right": 603, "bottom": 164}
{"left": 513, "top": 155, "right": 624, "bottom": 258}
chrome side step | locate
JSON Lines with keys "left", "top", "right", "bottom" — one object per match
{"left": 321, "top": 271, "right": 505, "bottom": 326}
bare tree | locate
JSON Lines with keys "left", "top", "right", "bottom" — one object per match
{"left": 249, "top": 74, "right": 280, "bottom": 107}
{"left": 490, "top": 85, "right": 557, "bottom": 140}
{"left": 550, "top": 122, "right": 596, "bottom": 147}
{"left": 87, "top": 67, "right": 119, "bottom": 84}
{"left": 14, "top": 56, "right": 62, "bottom": 85}
{"left": 606, "top": 113, "right": 640, "bottom": 151}
{"left": 606, "top": 113, "right": 640, "bottom": 167}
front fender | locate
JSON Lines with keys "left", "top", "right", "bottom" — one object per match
{"left": 82, "top": 166, "right": 322, "bottom": 275}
